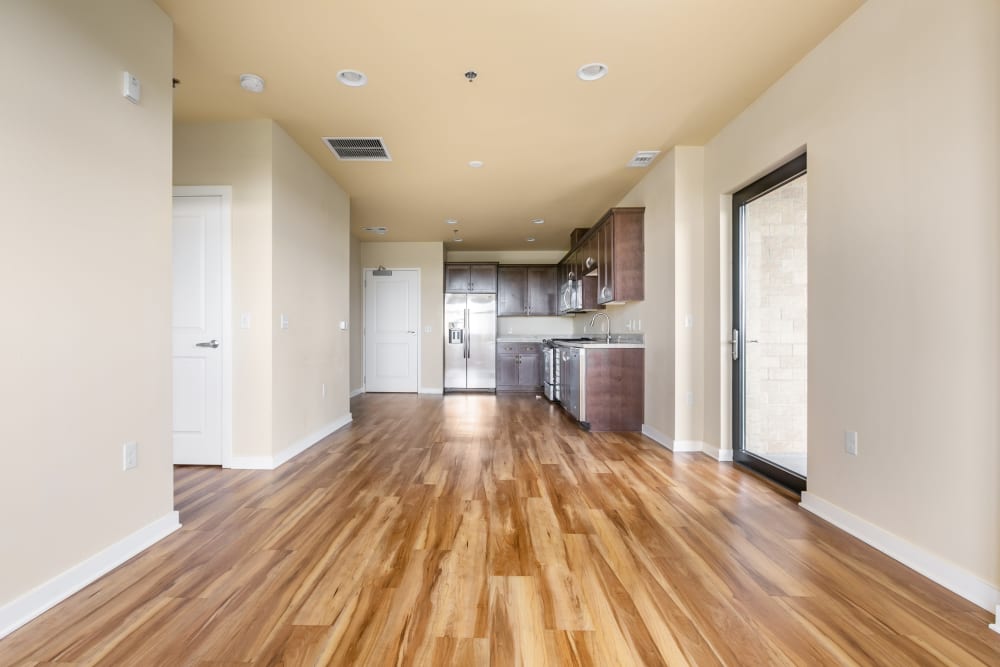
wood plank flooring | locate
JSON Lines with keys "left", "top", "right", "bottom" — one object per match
{"left": 2, "top": 393, "right": 998, "bottom": 665}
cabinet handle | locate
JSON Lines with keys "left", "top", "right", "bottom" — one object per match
{"left": 585, "top": 257, "right": 596, "bottom": 271}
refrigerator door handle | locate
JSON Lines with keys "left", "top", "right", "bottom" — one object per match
{"left": 464, "top": 309, "right": 470, "bottom": 358}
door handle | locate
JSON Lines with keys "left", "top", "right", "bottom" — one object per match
{"left": 731, "top": 329, "right": 739, "bottom": 361}
{"left": 196, "top": 339, "right": 220, "bottom": 349}
{"left": 407, "top": 330, "right": 416, "bottom": 334}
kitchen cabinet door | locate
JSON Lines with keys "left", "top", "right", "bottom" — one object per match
{"left": 445, "top": 264, "right": 471, "bottom": 292}
{"left": 526, "top": 266, "right": 557, "bottom": 315}
{"left": 469, "top": 264, "right": 498, "bottom": 293}
{"left": 496, "top": 353, "right": 519, "bottom": 388}
{"left": 517, "top": 351, "right": 541, "bottom": 388}
{"left": 497, "top": 266, "right": 526, "bottom": 316}
{"left": 598, "top": 215, "right": 615, "bottom": 304}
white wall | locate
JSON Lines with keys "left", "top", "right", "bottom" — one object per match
{"left": 0, "top": 0, "right": 175, "bottom": 607}
{"left": 271, "top": 123, "right": 352, "bottom": 453}
{"left": 360, "top": 242, "right": 444, "bottom": 392}
{"left": 700, "top": 0, "right": 999, "bottom": 590}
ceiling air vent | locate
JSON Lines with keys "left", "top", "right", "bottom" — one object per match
{"left": 626, "top": 150, "right": 660, "bottom": 168}
{"left": 323, "top": 137, "right": 391, "bottom": 161}
{"left": 362, "top": 226, "right": 388, "bottom": 235}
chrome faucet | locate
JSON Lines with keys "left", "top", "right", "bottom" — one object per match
{"left": 588, "top": 312, "right": 612, "bottom": 344}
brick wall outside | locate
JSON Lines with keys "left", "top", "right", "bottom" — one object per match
{"left": 745, "top": 175, "right": 807, "bottom": 456}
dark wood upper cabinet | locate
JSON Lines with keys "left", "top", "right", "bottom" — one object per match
{"left": 497, "top": 266, "right": 526, "bottom": 316}
{"left": 526, "top": 266, "right": 557, "bottom": 315}
{"left": 497, "top": 265, "right": 557, "bottom": 316}
{"left": 444, "top": 263, "right": 497, "bottom": 293}
{"left": 590, "top": 207, "right": 643, "bottom": 304}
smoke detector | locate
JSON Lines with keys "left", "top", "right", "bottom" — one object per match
{"left": 239, "top": 73, "right": 265, "bottom": 93}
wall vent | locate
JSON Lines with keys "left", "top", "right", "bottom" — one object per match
{"left": 626, "top": 150, "right": 660, "bottom": 168}
{"left": 362, "top": 226, "right": 388, "bottom": 235}
{"left": 323, "top": 137, "right": 391, "bottom": 161}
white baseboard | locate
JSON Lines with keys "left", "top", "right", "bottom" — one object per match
{"left": 990, "top": 605, "right": 999, "bottom": 634}
{"left": 350, "top": 387, "right": 364, "bottom": 397}
{"left": 701, "top": 443, "right": 733, "bottom": 461}
{"left": 0, "top": 511, "right": 181, "bottom": 640}
{"left": 800, "top": 492, "right": 1000, "bottom": 614}
{"left": 641, "top": 423, "right": 674, "bottom": 449}
{"left": 419, "top": 387, "right": 444, "bottom": 395}
{"left": 675, "top": 440, "right": 709, "bottom": 454}
{"left": 229, "top": 413, "right": 353, "bottom": 471}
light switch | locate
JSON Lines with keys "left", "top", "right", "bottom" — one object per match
{"left": 280, "top": 314, "right": 289, "bottom": 330}
{"left": 339, "top": 321, "right": 348, "bottom": 331}
{"left": 123, "top": 71, "right": 141, "bottom": 104}
{"left": 423, "top": 325, "right": 432, "bottom": 333}
{"left": 240, "top": 312, "right": 251, "bottom": 329}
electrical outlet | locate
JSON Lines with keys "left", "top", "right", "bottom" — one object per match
{"left": 635, "top": 319, "right": 642, "bottom": 331}
{"left": 240, "top": 312, "right": 251, "bottom": 329}
{"left": 685, "top": 314, "right": 694, "bottom": 329}
{"left": 123, "top": 441, "right": 138, "bottom": 470}
{"left": 844, "top": 431, "right": 858, "bottom": 456}
{"left": 686, "top": 392, "right": 694, "bottom": 407}
{"left": 280, "top": 314, "right": 289, "bottom": 329}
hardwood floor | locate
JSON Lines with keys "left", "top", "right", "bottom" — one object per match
{"left": 2, "top": 393, "right": 998, "bottom": 665}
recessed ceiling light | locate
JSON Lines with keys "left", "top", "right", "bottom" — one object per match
{"left": 577, "top": 63, "right": 608, "bottom": 81}
{"left": 337, "top": 69, "right": 368, "bottom": 87}
{"left": 454, "top": 238, "right": 464, "bottom": 243}
{"left": 531, "top": 218, "right": 544, "bottom": 225}
{"left": 526, "top": 237, "right": 536, "bottom": 243}
{"left": 239, "top": 73, "right": 265, "bottom": 93}
{"left": 451, "top": 229, "right": 463, "bottom": 243}
{"left": 446, "top": 219, "right": 458, "bottom": 225}
{"left": 468, "top": 160, "right": 484, "bottom": 168}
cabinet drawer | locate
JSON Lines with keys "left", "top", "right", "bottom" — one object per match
{"left": 517, "top": 344, "right": 540, "bottom": 354}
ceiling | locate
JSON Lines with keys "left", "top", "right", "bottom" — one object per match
{"left": 157, "top": 0, "right": 862, "bottom": 251}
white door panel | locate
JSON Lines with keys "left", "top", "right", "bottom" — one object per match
{"left": 364, "top": 269, "right": 419, "bottom": 392}
{"left": 172, "top": 195, "right": 223, "bottom": 464}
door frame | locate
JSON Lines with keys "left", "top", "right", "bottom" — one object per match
{"left": 172, "top": 186, "right": 233, "bottom": 467}
{"left": 362, "top": 267, "right": 421, "bottom": 393}
{"left": 731, "top": 153, "right": 807, "bottom": 493}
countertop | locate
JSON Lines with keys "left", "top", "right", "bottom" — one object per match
{"left": 552, "top": 341, "right": 645, "bottom": 349}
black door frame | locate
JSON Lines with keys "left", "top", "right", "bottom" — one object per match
{"left": 732, "top": 153, "right": 808, "bottom": 493}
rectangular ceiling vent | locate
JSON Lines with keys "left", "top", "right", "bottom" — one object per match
{"left": 626, "top": 150, "right": 661, "bottom": 168}
{"left": 323, "top": 137, "right": 391, "bottom": 161}
{"left": 362, "top": 226, "right": 388, "bottom": 235}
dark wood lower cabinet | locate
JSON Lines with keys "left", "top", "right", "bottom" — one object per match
{"left": 558, "top": 346, "right": 643, "bottom": 431}
{"left": 496, "top": 343, "right": 542, "bottom": 392}
{"left": 583, "top": 348, "right": 643, "bottom": 431}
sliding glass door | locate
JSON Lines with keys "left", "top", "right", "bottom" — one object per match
{"left": 732, "top": 154, "right": 808, "bottom": 492}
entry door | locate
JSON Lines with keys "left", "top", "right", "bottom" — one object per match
{"left": 364, "top": 269, "right": 419, "bottom": 392}
{"left": 172, "top": 195, "right": 223, "bottom": 465}
{"left": 733, "top": 153, "right": 807, "bottom": 492}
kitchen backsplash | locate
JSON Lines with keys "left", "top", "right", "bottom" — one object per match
{"left": 498, "top": 315, "right": 575, "bottom": 337}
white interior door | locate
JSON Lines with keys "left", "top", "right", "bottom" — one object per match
{"left": 364, "top": 269, "right": 419, "bottom": 392}
{"left": 172, "top": 195, "right": 223, "bottom": 464}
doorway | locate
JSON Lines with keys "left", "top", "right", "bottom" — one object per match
{"left": 732, "top": 154, "right": 807, "bottom": 492}
{"left": 364, "top": 268, "right": 420, "bottom": 392}
{"left": 171, "top": 187, "right": 232, "bottom": 466}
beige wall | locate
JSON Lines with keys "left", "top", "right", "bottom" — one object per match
{"left": 175, "top": 120, "right": 351, "bottom": 460}
{"left": 271, "top": 123, "right": 352, "bottom": 452}
{"left": 349, "top": 235, "right": 364, "bottom": 393}
{"left": 360, "top": 242, "right": 444, "bottom": 392}
{"left": 174, "top": 120, "right": 274, "bottom": 458}
{"left": 446, "top": 250, "right": 567, "bottom": 264}
{"left": 0, "top": 0, "right": 174, "bottom": 605}
{"left": 700, "top": 0, "right": 999, "bottom": 585}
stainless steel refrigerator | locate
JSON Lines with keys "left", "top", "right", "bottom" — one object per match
{"left": 444, "top": 293, "right": 496, "bottom": 391}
